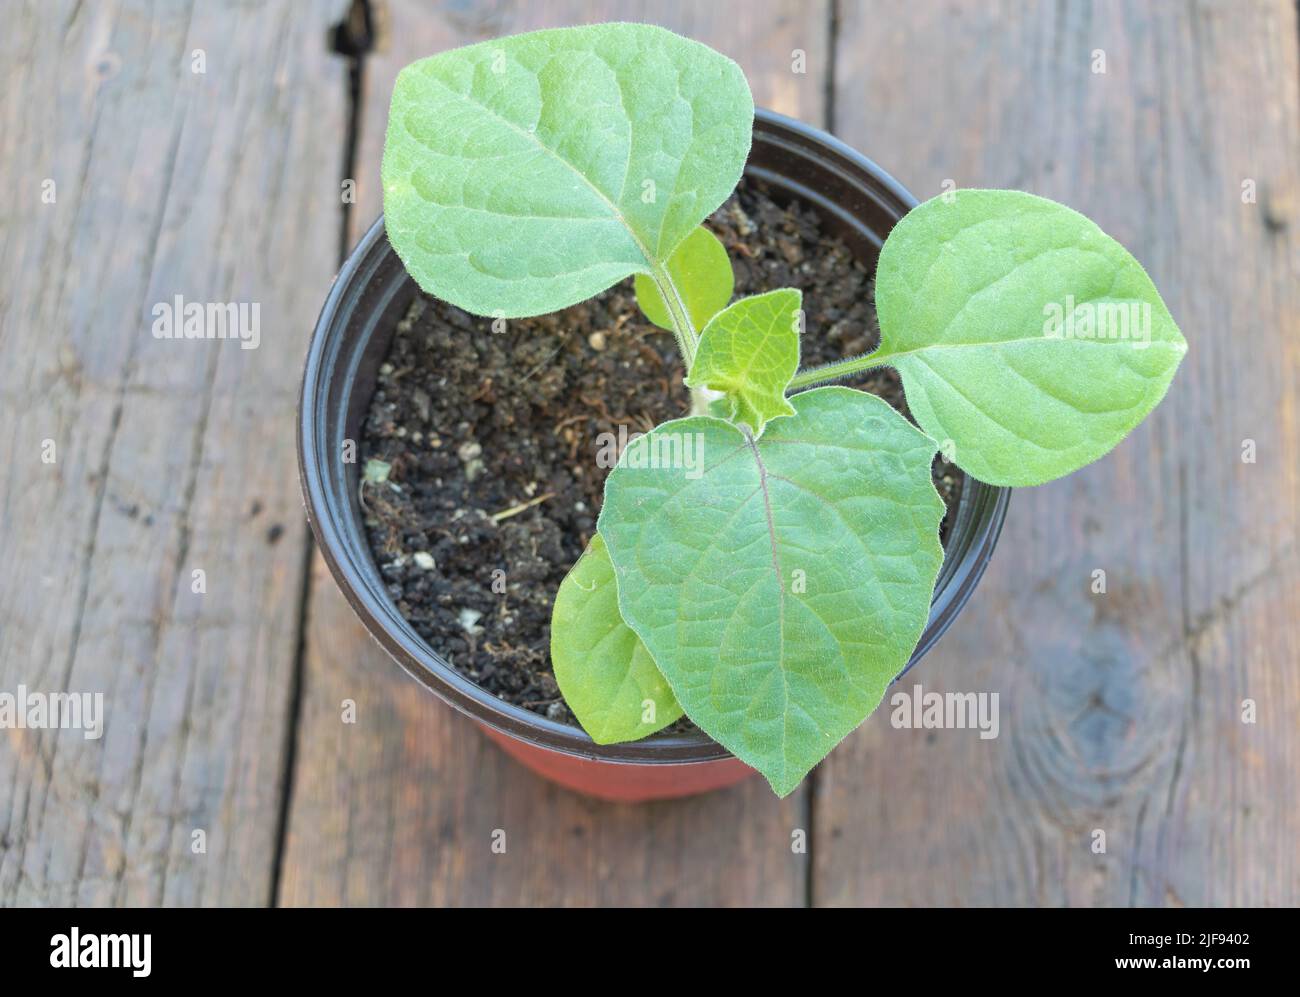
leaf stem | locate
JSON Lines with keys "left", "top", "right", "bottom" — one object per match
{"left": 649, "top": 261, "right": 715, "bottom": 415}
{"left": 650, "top": 261, "right": 698, "bottom": 368}
{"left": 786, "top": 348, "right": 901, "bottom": 391}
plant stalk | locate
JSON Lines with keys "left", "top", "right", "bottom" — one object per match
{"left": 650, "top": 263, "right": 697, "bottom": 366}
{"left": 786, "top": 349, "right": 901, "bottom": 391}
{"left": 649, "top": 263, "right": 715, "bottom": 416}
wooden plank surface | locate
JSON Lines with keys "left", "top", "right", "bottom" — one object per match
{"left": 5, "top": 0, "right": 1295, "bottom": 909}
{"left": 0, "top": 0, "right": 346, "bottom": 905}
{"left": 814, "top": 0, "right": 1300, "bottom": 906}
{"left": 278, "top": 0, "right": 829, "bottom": 907}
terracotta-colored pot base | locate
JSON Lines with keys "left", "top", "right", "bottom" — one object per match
{"left": 479, "top": 724, "right": 756, "bottom": 802}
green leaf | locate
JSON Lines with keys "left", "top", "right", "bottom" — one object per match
{"left": 873, "top": 188, "right": 1187, "bottom": 486}
{"left": 362, "top": 458, "right": 391, "bottom": 484}
{"left": 598, "top": 387, "right": 944, "bottom": 796}
{"left": 382, "top": 24, "right": 753, "bottom": 318}
{"left": 634, "top": 225, "right": 735, "bottom": 331}
{"left": 551, "top": 533, "right": 683, "bottom": 743}
{"left": 686, "top": 289, "right": 801, "bottom": 435}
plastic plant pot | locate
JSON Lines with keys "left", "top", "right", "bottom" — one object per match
{"left": 297, "top": 108, "right": 1011, "bottom": 803}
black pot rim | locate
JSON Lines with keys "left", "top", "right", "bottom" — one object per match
{"left": 298, "top": 107, "right": 1011, "bottom": 766}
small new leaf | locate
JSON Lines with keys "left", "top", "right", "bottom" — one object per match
{"left": 599, "top": 387, "right": 944, "bottom": 795}
{"left": 551, "top": 533, "right": 683, "bottom": 743}
{"left": 685, "top": 289, "right": 801, "bottom": 435}
{"left": 634, "top": 226, "right": 735, "bottom": 332}
{"left": 874, "top": 189, "right": 1187, "bottom": 486}
{"left": 382, "top": 24, "right": 753, "bottom": 318}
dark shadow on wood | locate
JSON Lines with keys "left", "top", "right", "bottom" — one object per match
{"left": 271, "top": 0, "right": 376, "bottom": 908}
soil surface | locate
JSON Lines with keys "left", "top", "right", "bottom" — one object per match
{"left": 360, "top": 179, "right": 963, "bottom": 727}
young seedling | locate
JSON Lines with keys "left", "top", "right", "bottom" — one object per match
{"left": 382, "top": 23, "right": 1186, "bottom": 795}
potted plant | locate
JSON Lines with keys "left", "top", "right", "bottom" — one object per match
{"left": 298, "top": 23, "right": 1185, "bottom": 801}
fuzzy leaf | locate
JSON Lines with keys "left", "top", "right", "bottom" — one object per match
{"left": 686, "top": 289, "right": 801, "bottom": 435}
{"left": 634, "top": 225, "right": 735, "bottom": 331}
{"left": 598, "top": 387, "right": 944, "bottom": 795}
{"left": 383, "top": 24, "right": 753, "bottom": 317}
{"left": 874, "top": 189, "right": 1187, "bottom": 486}
{"left": 551, "top": 533, "right": 683, "bottom": 743}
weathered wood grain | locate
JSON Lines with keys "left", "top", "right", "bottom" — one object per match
{"left": 0, "top": 0, "right": 347, "bottom": 905}
{"left": 815, "top": 0, "right": 1300, "bottom": 907}
{"left": 278, "top": 0, "right": 829, "bottom": 907}
{"left": 8, "top": 0, "right": 1292, "bottom": 910}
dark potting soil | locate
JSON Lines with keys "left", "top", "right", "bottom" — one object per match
{"left": 360, "top": 179, "right": 964, "bottom": 728}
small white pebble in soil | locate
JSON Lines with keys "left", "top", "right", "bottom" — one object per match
{"left": 588, "top": 330, "right": 606, "bottom": 351}
{"left": 413, "top": 551, "right": 436, "bottom": 571}
{"left": 546, "top": 702, "right": 566, "bottom": 721}
{"left": 464, "top": 458, "right": 485, "bottom": 482}
{"left": 379, "top": 362, "right": 393, "bottom": 376}
{"left": 575, "top": 501, "right": 586, "bottom": 512}
{"left": 459, "top": 608, "right": 483, "bottom": 634}
{"left": 457, "top": 440, "right": 483, "bottom": 462}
